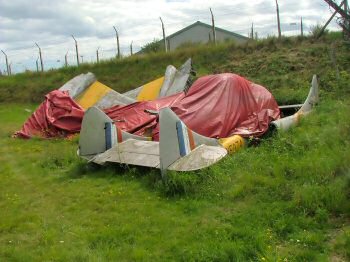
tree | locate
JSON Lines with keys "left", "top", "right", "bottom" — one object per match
{"left": 140, "top": 39, "right": 163, "bottom": 54}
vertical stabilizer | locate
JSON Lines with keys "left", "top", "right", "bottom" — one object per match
{"left": 79, "top": 107, "right": 114, "bottom": 156}
{"left": 79, "top": 107, "right": 151, "bottom": 157}
{"left": 271, "top": 75, "right": 319, "bottom": 131}
{"left": 159, "top": 107, "right": 220, "bottom": 175}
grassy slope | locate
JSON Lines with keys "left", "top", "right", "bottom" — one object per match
{"left": 0, "top": 35, "right": 350, "bottom": 261}
{"left": 1, "top": 34, "right": 348, "bottom": 105}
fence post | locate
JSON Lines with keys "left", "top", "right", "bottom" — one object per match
{"left": 71, "top": 35, "right": 79, "bottom": 66}
{"left": 35, "top": 43, "right": 44, "bottom": 71}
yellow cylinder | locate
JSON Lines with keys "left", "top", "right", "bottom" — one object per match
{"left": 219, "top": 135, "right": 245, "bottom": 154}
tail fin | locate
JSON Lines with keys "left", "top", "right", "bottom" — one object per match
{"left": 299, "top": 74, "right": 319, "bottom": 114}
{"left": 79, "top": 107, "right": 149, "bottom": 157}
{"left": 159, "top": 107, "right": 219, "bottom": 174}
{"left": 271, "top": 75, "right": 319, "bottom": 131}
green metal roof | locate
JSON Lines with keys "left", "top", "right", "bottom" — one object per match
{"left": 167, "top": 21, "right": 249, "bottom": 40}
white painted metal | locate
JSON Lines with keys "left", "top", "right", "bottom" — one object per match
{"left": 271, "top": 75, "right": 319, "bottom": 131}
{"left": 58, "top": 72, "right": 96, "bottom": 98}
{"left": 79, "top": 107, "right": 113, "bottom": 156}
{"left": 93, "top": 90, "right": 136, "bottom": 109}
{"left": 159, "top": 107, "right": 225, "bottom": 174}
{"left": 159, "top": 58, "right": 192, "bottom": 97}
{"left": 91, "top": 139, "right": 160, "bottom": 167}
{"left": 168, "top": 145, "right": 227, "bottom": 171}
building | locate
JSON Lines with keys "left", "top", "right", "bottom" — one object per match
{"left": 166, "top": 21, "right": 249, "bottom": 50}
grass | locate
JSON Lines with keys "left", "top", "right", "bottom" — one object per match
{"left": 0, "top": 33, "right": 350, "bottom": 261}
{"left": 0, "top": 32, "right": 348, "bottom": 104}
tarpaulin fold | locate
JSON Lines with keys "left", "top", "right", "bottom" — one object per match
{"left": 14, "top": 90, "right": 84, "bottom": 138}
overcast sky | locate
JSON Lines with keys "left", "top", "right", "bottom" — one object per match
{"left": 0, "top": 0, "right": 342, "bottom": 74}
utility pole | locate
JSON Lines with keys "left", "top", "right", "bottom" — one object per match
{"left": 300, "top": 17, "right": 304, "bottom": 37}
{"left": 251, "top": 23, "right": 254, "bottom": 39}
{"left": 1, "top": 50, "right": 10, "bottom": 76}
{"left": 210, "top": 8, "right": 217, "bottom": 45}
{"left": 65, "top": 51, "right": 68, "bottom": 67}
{"left": 130, "top": 41, "right": 133, "bottom": 56}
{"left": 275, "top": 0, "right": 281, "bottom": 39}
{"left": 71, "top": 35, "right": 79, "bottom": 66}
{"left": 159, "top": 17, "right": 168, "bottom": 52}
{"left": 35, "top": 43, "right": 44, "bottom": 72}
{"left": 36, "top": 57, "right": 39, "bottom": 72}
{"left": 96, "top": 47, "right": 100, "bottom": 63}
{"left": 113, "top": 26, "right": 121, "bottom": 59}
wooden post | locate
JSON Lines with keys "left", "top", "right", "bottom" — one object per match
{"left": 345, "top": 0, "right": 349, "bottom": 38}
{"left": 210, "top": 8, "right": 217, "bottom": 45}
{"left": 35, "top": 43, "right": 44, "bottom": 72}
{"left": 275, "top": 0, "right": 281, "bottom": 39}
{"left": 330, "top": 43, "right": 340, "bottom": 80}
{"left": 65, "top": 51, "right": 68, "bottom": 67}
{"left": 300, "top": 17, "right": 304, "bottom": 37}
{"left": 251, "top": 23, "right": 254, "bottom": 39}
{"left": 1, "top": 50, "right": 10, "bottom": 76}
{"left": 96, "top": 47, "right": 100, "bottom": 63}
{"left": 159, "top": 17, "right": 168, "bottom": 52}
{"left": 71, "top": 35, "right": 79, "bottom": 66}
{"left": 130, "top": 41, "right": 133, "bottom": 56}
{"left": 113, "top": 26, "right": 121, "bottom": 59}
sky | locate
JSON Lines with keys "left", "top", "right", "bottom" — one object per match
{"left": 0, "top": 0, "right": 342, "bottom": 74}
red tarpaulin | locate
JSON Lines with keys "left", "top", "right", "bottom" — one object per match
{"left": 105, "top": 73, "right": 280, "bottom": 140}
{"left": 15, "top": 73, "right": 280, "bottom": 139}
{"left": 14, "top": 90, "right": 84, "bottom": 138}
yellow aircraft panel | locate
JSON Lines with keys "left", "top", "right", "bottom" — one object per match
{"left": 137, "top": 77, "right": 164, "bottom": 101}
{"left": 76, "top": 81, "right": 112, "bottom": 109}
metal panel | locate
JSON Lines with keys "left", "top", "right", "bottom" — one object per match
{"left": 271, "top": 75, "right": 319, "bottom": 131}
{"left": 58, "top": 72, "right": 96, "bottom": 98}
{"left": 75, "top": 81, "right": 111, "bottom": 109}
{"left": 79, "top": 107, "right": 113, "bottom": 156}
{"left": 137, "top": 77, "right": 165, "bottom": 101}
{"left": 168, "top": 145, "right": 227, "bottom": 171}
{"left": 91, "top": 139, "right": 160, "bottom": 167}
{"left": 93, "top": 90, "right": 136, "bottom": 109}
